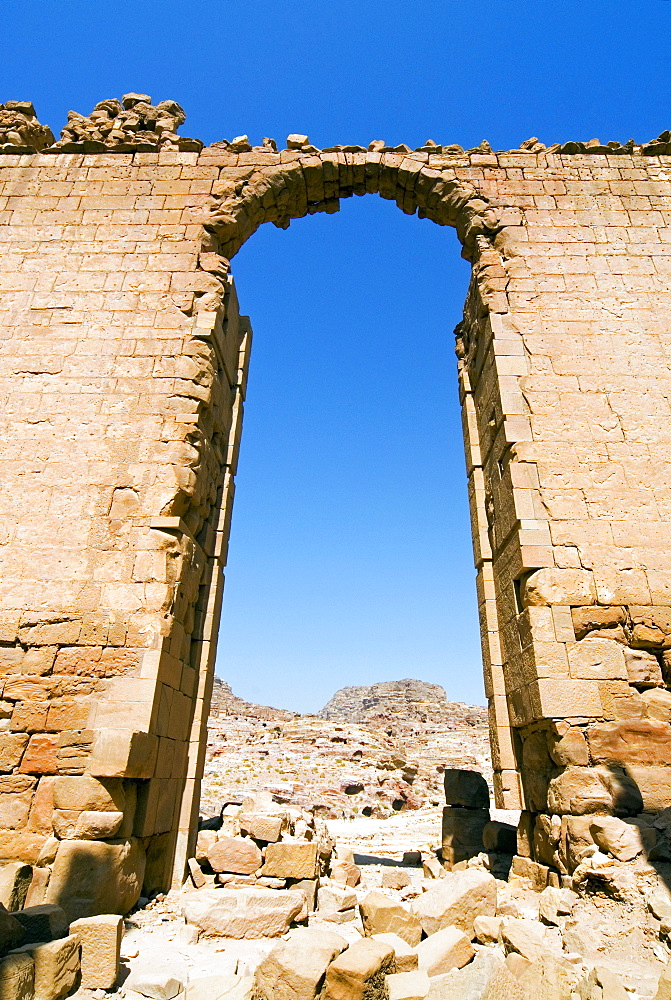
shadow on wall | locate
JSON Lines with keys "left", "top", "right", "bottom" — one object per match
{"left": 45, "top": 838, "right": 146, "bottom": 922}
{"left": 571, "top": 765, "right": 671, "bottom": 898}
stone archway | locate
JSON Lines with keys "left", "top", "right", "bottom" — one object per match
{"left": 1, "top": 101, "right": 671, "bottom": 908}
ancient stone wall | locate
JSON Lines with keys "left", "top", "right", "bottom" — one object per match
{"left": 1, "top": 98, "right": 671, "bottom": 903}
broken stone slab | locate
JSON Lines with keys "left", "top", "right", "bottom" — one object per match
{"left": 381, "top": 869, "right": 413, "bottom": 891}
{"left": 253, "top": 926, "right": 348, "bottom": 1000}
{"left": 45, "top": 837, "right": 145, "bottom": 920}
{"left": 0, "top": 903, "right": 26, "bottom": 957}
{"left": 359, "top": 890, "right": 422, "bottom": 946}
{"left": 329, "top": 860, "right": 361, "bottom": 887}
{"left": 208, "top": 836, "right": 262, "bottom": 875}
{"left": 182, "top": 887, "right": 305, "bottom": 938}
{"left": 13, "top": 905, "right": 68, "bottom": 944}
{"left": 0, "top": 951, "right": 34, "bottom": 1000}
{"left": 0, "top": 864, "right": 32, "bottom": 912}
{"left": 442, "top": 807, "right": 490, "bottom": 867}
{"left": 589, "top": 816, "right": 644, "bottom": 862}
{"left": 70, "top": 913, "right": 122, "bottom": 990}
{"left": 443, "top": 769, "right": 490, "bottom": 809}
{"left": 654, "top": 964, "right": 671, "bottom": 1000}
{"left": 317, "top": 883, "right": 357, "bottom": 916}
{"left": 425, "top": 949, "right": 522, "bottom": 1000}
{"left": 387, "top": 970, "right": 431, "bottom": 1000}
{"left": 371, "top": 933, "right": 418, "bottom": 972}
{"left": 411, "top": 868, "right": 496, "bottom": 938}
{"left": 416, "top": 926, "right": 474, "bottom": 977}
{"left": 52, "top": 809, "right": 124, "bottom": 840}
{"left": 125, "top": 970, "right": 184, "bottom": 1000}
{"left": 499, "top": 917, "right": 549, "bottom": 963}
{"left": 422, "top": 857, "right": 447, "bottom": 879}
{"left": 238, "top": 813, "right": 283, "bottom": 843}
{"left": 473, "top": 914, "right": 502, "bottom": 943}
{"left": 15, "top": 934, "right": 80, "bottom": 1000}
{"left": 482, "top": 821, "right": 517, "bottom": 854}
{"left": 323, "top": 937, "right": 395, "bottom": 1000}
{"left": 624, "top": 648, "right": 665, "bottom": 688}
{"left": 261, "top": 842, "right": 318, "bottom": 879}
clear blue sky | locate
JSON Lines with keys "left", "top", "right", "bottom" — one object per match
{"left": 3, "top": 0, "right": 671, "bottom": 712}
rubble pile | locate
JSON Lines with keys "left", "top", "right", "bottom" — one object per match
{"left": 50, "top": 94, "right": 203, "bottom": 153}
{"left": 0, "top": 102, "right": 54, "bottom": 152}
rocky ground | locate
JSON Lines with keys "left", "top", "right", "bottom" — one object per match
{"left": 201, "top": 678, "right": 491, "bottom": 820}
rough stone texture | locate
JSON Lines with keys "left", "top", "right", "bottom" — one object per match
{"left": 253, "top": 926, "right": 347, "bottom": 1000}
{"left": 70, "top": 913, "right": 122, "bottom": 990}
{"left": 16, "top": 934, "right": 80, "bottom": 1000}
{"left": 261, "top": 842, "right": 318, "bottom": 879}
{"left": 415, "top": 926, "right": 474, "bottom": 976}
{"left": 322, "top": 938, "right": 395, "bottom": 1000}
{"left": 13, "top": 905, "right": 68, "bottom": 945}
{"left": 0, "top": 866, "right": 32, "bottom": 912}
{"left": 207, "top": 837, "right": 262, "bottom": 875}
{"left": 359, "top": 890, "right": 423, "bottom": 946}
{"left": 411, "top": 868, "right": 497, "bottom": 937}
{"left": 45, "top": 838, "right": 145, "bottom": 920}
{"left": 2, "top": 113, "right": 671, "bottom": 889}
{"left": 0, "top": 952, "right": 34, "bottom": 1000}
{"left": 386, "top": 971, "right": 431, "bottom": 1000}
{"left": 182, "top": 887, "right": 304, "bottom": 938}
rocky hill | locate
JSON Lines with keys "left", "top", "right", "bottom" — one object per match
{"left": 318, "top": 678, "right": 488, "bottom": 730}
{"left": 202, "top": 676, "right": 491, "bottom": 821}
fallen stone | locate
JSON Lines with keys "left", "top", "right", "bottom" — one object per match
{"left": 654, "top": 964, "right": 671, "bottom": 1000}
{"left": 125, "top": 970, "right": 184, "bottom": 1000}
{"left": 426, "top": 949, "right": 522, "bottom": 1000}
{"left": 262, "top": 842, "right": 318, "bottom": 879}
{"left": 45, "top": 837, "right": 145, "bottom": 920}
{"left": 322, "top": 907, "right": 358, "bottom": 924}
{"left": 360, "top": 890, "right": 422, "bottom": 946}
{"left": 473, "top": 914, "right": 502, "bottom": 944}
{"left": 182, "top": 887, "right": 304, "bottom": 938}
{"left": 0, "top": 864, "right": 32, "bottom": 912}
{"left": 589, "top": 816, "right": 643, "bottom": 861}
{"left": 416, "top": 925, "right": 474, "bottom": 976}
{"left": 499, "top": 918, "right": 548, "bottom": 963}
{"left": 70, "top": 913, "right": 122, "bottom": 990}
{"left": 16, "top": 934, "right": 80, "bottom": 1000}
{"left": 517, "top": 955, "right": 573, "bottom": 1000}
{"left": 253, "top": 926, "right": 347, "bottom": 1000}
{"left": 443, "top": 770, "right": 490, "bottom": 809}
{"left": 624, "top": 648, "right": 664, "bottom": 688}
{"left": 188, "top": 858, "right": 206, "bottom": 888}
{"left": 318, "top": 883, "right": 358, "bottom": 915}
{"left": 411, "top": 868, "right": 496, "bottom": 938}
{"left": 329, "top": 861, "right": 361, "bottom": 887}
{"left": 387, "top": 970, "right": 431, "bottom": 1000}
{"left": 208, "top": 837, "right": 262, "bottom": 875}
{"left": 482, "top": 822, "right": 517, "bottom": 854}
{"left": 238, "top": 813, "right": 283, "bottom": 843}
{"left": 186, "top": 976, "right": 243, "bottom": 1000}
{"left": 0, "top": 952, "right": 34, "bottom": 1000}
{"left": 371, "top": 933, "right": 418, "bottom": 972}
{"left": 196, "top": 830, "right": 217, "bottom": 864}
{"left": 14, "top": 905, "right": 68, "bottom": 944}
{"left": 422, "top": 857, "right": 447, "bottom": 879}
{"left": 323, "top": 937, "right": 394, "bottom": 1000}
{"left": 0, "top": 903, "right": 26, "bottom": 957}
{"left": 382, "top": 869, "right": 413, "bottom": 890}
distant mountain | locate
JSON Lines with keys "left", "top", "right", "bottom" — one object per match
{"left": 318, "top": 678, "right": 487, "bottom": 730}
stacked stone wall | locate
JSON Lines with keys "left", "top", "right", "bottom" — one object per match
{"left": 1, "top": 106, "right": 671, "bottom": 898}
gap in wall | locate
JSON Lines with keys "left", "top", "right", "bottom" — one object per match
{"left": 214, "top": 195, "right": 481, "bottom": 716}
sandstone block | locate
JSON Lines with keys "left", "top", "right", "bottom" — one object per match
{"left": 386, "top": 971, "right": 431, "bottom": 1000}
{"left": 566, "top": 638, "right": 627, "bottom": 681}
{"left": 0, "top": 865, "right": 32, "bottom": 912}
{"left": 547, "top": 767, "right": 613, "bottom": 815}
{"left": 317, "top": 883, "right": 357, "bottom": 915}
{"left": 416, "top": 925, "right": 474, "bottom": 976}
{"left": 655, "top": 964, "right": 671, "bottom": 1000}
{"left": 499, "top": 918, "right": 547, "bottom": 963}
{"left": 0, "top": 735, "right": 29, "bottom": 772}
{"left": 474, "top": 915, "right": 502, "bottom": 943}
{"left": 70, "top": 913, "right": 122, "bottom": 989}
{"left": 482, "top": 821, "right": 517, "bottom": 854}
{"left": 0, "top": 952, "right": 33, "bottom": 1000}
{"left": 238, "top": 813, "right": 283, "bottom": 843}
{"left": 253, "top": 926, "right": 347, "bottom": 1000}
{"left": 425, "top": 949, "right": 521, "bottom": 1000}
{"left": 509, "top": 856, "right": 550, "bottom": 890}
{"left": 411, "top": 868, "right": 496, "bottom": 938}
{"left": 359, "top": 890, "right": 422, "bottom": 946}
{"left": 323, "top": 937, "right": 394, "bottom": 1000}
{"left": 182, "top": 887, "right": 304, "bottom": 938}
{"left": 624, "top": 648, "right": 664, "bottom": 688}
{"left": 46, "top": 837, "right": 145, "bottom": 920}
{"left": 19, "top": 735, "right": 58, "bottom": 775}
{"left": 642, "top": 689, "right": 671, "bottom": 722}
{"left": 586, "top": 720, "right": 671, "bottom": 766}
{"left": 53, "top": 809, "right": 123, "bottom": 840}
{"left": 53, "top": 775, "right": 125, "bottom": 812}
{"left": 195, "top": 830, "right": 217, "bottom": 864}
{"left": 17, "top": 934, "right": 80, "bottom": 1000}
{"left": 0, "top": 904, "right": 25, "bottom": 958}
{"left": 207, "top": 837, "right": 262, "bottom": 875}
{"left": 381, "top": 869, "right": 413, "bottom": 891}
{"left": 589, "top": 816, "right": 643, "bottom": 861}
{"left": 261, "top": 842, "right": 318, "bottom": 879}
{"left": 329, "top": 861, "right": 361, "bottom": 887}
{"left": 371, "top": 934, "right": 418, "bottom": 972}
{"left": 626, "top": 765, "right": 671, "bottom": 810}
{"left": 125, "top": 971, "right": 183, "bottom": 1000}
{"left": 89, "top": 730, "right": 158, "bottom": 780}
{"left": 188, "top": 858, "right": 206, "bottom": 888}
{"left": 14, "top": 905, "right": 68, "bottom": 945}
{"left": 522, "top": 569, "right": 596, "bottom": 607}
{"left": 443, "top": 770, "right": 489, "bottom": 809}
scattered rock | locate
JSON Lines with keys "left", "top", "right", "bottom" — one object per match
{"left": 183, "top": 887, "right": 305, "bottom": 938}
{"left": 323, "top": 938, "right": 395, "bottom": 1000}
{"left": 360, "top": 890, "right": 423, "bottom": 946}
{"left": 415, "top": 925, "right": 474, "bottom": 976}
{"left": 253, "top": 926, "right": 347, "bottom": 1000}
{"left": 411, "top": 869, "right": 496, "bottom": 937}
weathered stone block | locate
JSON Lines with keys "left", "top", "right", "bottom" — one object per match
{"left": 14, "top": 905, "right": 68, "bottom": 945}
{"left": 323, "top": 938, "right": 394, "bottom": 1000}
{"left": 182, "top": 887, "right": 304, "bottom": 938}
{"left": 415, "top": 925, "right": 474, "bottom": 976}
{"left": 45, "top": 837, "right": 145, "bottom": 919}
{"left": 441, "top": 806, "right": 490, "bottom": 866}
{"left": 70, "top": 914, "right": 123, "bottom": 990}
{"left": 411, "top": 868, "right": 496, "bottom": 937}
{"left": 0, "top": 952, "right": 33, "bottom": 1000}
{"left": 359, "top": 890, "right": 422, "bottom": 946}
{"left": 0, "top": 865, "right": 32, "bottom": 912}
{"left": 443, "top": 769, "right": 489, "bottom": 808}
{"left": 261, "top": 842, "right": 318, "bottom": 879}
{"left": 207, "top": 836, "right": 262, "bottom": 875}
{"left": 253, "top": 926, "right": 347, "bottom": 1000}
{"left": 17, "top": 934, "right": 80, "bottom": 1000}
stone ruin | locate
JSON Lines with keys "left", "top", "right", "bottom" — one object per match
{"left": 1, "top": 92, "right": 671, "bottom": 960}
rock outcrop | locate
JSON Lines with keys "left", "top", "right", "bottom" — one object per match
{"left": 318, "top": 680, "right": 487, "bottom": 731}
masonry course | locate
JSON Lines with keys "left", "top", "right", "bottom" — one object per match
{"left": 0, "top": 96, "right": 671, "bottom": 905}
